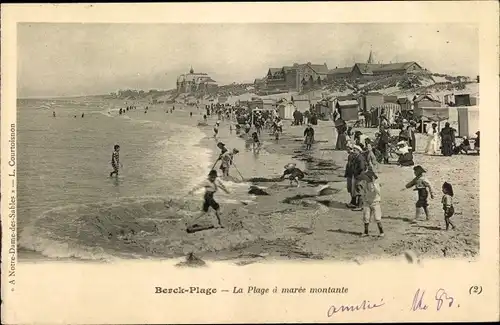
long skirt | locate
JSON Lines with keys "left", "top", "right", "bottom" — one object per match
{"left": 441, "top": 140, "right": 454, "bottom": 156}
{"left": 336, "top": 133, "right": 347, "bottom": 150}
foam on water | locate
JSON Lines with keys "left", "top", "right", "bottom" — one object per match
{"left": 18, "top": 98, "right": 262, "bottom": 260}
{"left": 19, "top": 195, "right": 264, "bottom": 260}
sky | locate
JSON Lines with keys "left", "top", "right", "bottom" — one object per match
{"left": 17, "top": 23, "right": 479, "bottom": 98}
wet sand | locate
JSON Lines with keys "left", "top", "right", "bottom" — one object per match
{"left": 18, "top": 104, "right": 479, "bottom": 264}
{"left": 194, "top": 118, "right": 479, "bottom": 264}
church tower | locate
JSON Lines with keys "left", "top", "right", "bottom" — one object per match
{"left": 189, "top": 66, "right": 194, "bottom": 74}
{"left": 367, "top": 47, "right": 374, "bottom": 64}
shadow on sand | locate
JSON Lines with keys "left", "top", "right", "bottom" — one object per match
{"left": 416, "top": 225, "right": 442, "bottom": 231}
{"left": 327, "top": 228, "right": 362, "bottom": 236}
{"left": 287, "top": 226, "right": 314, "bottom": 235}
{"left": 384, "top": 216, "right": 415, "bottom": 223}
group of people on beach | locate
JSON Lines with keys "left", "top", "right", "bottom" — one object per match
{"left": 107, "top": 99, "right": 465, "bottom": 236}
{"left": 339, "top": 112, "right": 465, "bottom": 236}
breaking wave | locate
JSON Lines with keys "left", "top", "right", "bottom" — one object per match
{"left": 18, "top": 195, "right": 265, "bottom": 261}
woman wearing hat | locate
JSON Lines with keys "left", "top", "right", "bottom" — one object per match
{"left": 408, "top": 121, "right": 417, "bottom": 152}
{"left": 346, "top": 145, "right": 367, "bottom": 210}
{"left": 335, "top": 118, "right": 348, "bottom": 150}
{"left": 304, "top": 124, "right": 315, "bottom": 150}
{"left": 396, "top": 141, "right": 415, "bottom": 166}
{"left": 439, "top": 122, "right": 455, "bottom": 156}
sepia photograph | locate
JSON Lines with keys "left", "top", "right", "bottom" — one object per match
{"left": 1, "top": 2, "right": 498, "bottom": 324}
{"left": 16, "top": 22, "right": 480, "bottom": 263}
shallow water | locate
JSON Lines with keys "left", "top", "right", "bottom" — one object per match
{"left": 17, "top": 98, "right": 304, "bottom": 260}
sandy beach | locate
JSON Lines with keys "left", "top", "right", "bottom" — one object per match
{"left": 185, "top": 116, "right": 479, "bottom": 264}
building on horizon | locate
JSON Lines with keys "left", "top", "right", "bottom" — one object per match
{"left": 176, "top": 67, "right": 218, "bottom": 94}
{"left": 327, "top": 50, "right": 427, "bottom": 81}
{"left": 261, "top": 62, "right": 330, "bottom": 92}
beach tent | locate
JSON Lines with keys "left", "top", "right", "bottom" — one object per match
{"left": 277, "top": 102, "right": 296, "bottom": 120}
{"left": 336, "top": 100, "right": 359, "bottom": 121}
{"left": 316, "top": 100, "right": 333, "bottom": 120}
{"left": 294, "top": 99, "right": 311, "bottom": 113}
{"left": 262, "top": 98, "right": 277, "bottom": 111}
{"left": 414, "top": 106, "right": 449, "bottom": 122}
{"left": 457, "top": 106, "right": 479, "bottom": 137}
{"left": 372, "top": 103, "right": 401, "bottom": 125}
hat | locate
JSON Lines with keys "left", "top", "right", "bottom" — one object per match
{"left": 352, "top": 145, "right": 362, "bottom": 152}
{"left": 217, "top": 142, "right": 226, "bottom": 147}
{"left": 232, "top": 148, "right": 240, "bottom": 154}
{"left": 442, "top": 181, "right": 454, "bottom": 196}
{"left": 284, "top": 163, "right": 296, "bottom": 169}
{"left": 475, "top": 131, "right": 480, "bottom": 135}
{"left": 208, "top": 170, "right": 218, "bottom": 177}
{"left": 410, "top": 120, "right": 417, "bottom": 126}
{"left": 413, "top": 165, "right": 426, "bottom": 175}
{"left": 397, "top": 140, "right": 407, "bottom": 147}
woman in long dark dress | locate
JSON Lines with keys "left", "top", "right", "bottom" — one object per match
{"left": 335, "top": 119, "right": 348, "bottom": 150}
{"left": 440, "top": 122, "right": 455, "bottom": 156}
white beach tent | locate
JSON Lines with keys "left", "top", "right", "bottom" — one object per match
{"left": 293, "top": 99, "right": 311, "bottom": 113}
{"left": 457, "top": 106, "right": 480, "bottom": 137}
{"left": 414, "top": 106, "right": 449, "bottom": 122}
{"left": 277, "top": 102, "right": 296, "bottom": 120}
{"left": 372, "top": 103, "right": 401, "bottom": 125}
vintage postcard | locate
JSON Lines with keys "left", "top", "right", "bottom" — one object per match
{"left": 1, "top": 2, "right": 499, "bottom": 323}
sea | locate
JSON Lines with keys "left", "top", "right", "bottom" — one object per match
{"left": 16, "top": 97, "right": 301, "bottom": 261}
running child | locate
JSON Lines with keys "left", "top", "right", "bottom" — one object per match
{"left": 404, "top": 165, "right": 434, "bottom": 221}
{"left": 441, "top": 182, "right": 456, "bottom": 230}
{"left": 188, "top": 170, "right": 230, "bottom": 228}
{"left": 109, "top": 144, "right": 122, "bottom": 177}
{"left": 280, "top": 163, "right": 305, "bottom": 187}
{"left": 359, "top": 170, "right": 384, "bottom": 237}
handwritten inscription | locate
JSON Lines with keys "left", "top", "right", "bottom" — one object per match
{"left": 410, "top": 289, "right": 429, "bottom": 311}
{"left": 327, "top": 299, "right": 385, "bottom": 316}
{"left": 435, "top": 289, "right": 456, "bottom": 311}
{"left": 410, "top": 288, "right": 458, "bottom": 311}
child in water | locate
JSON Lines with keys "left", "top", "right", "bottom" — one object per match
{"left": 404, "top": 165, "right": 434, "bottom": 221}
{"left": 280, "top": 163, "right": 305, "bottom": 187}
{"left": 213, "top": 121, "right": 220, "bottom": 138}
{"left": 109, "top": 144, "right": 122, "bottom": 177}
{"left": 251, "top": 131, "right": 261, "bottom": 151}
{"left": 219, "top": 148, "right": 239, "bottom": 178}
{"left": 188, "top": 170, "right": 230, "bottom": 228}
{"left": 441, "top": 182, "right": 456, "bottom": 230}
